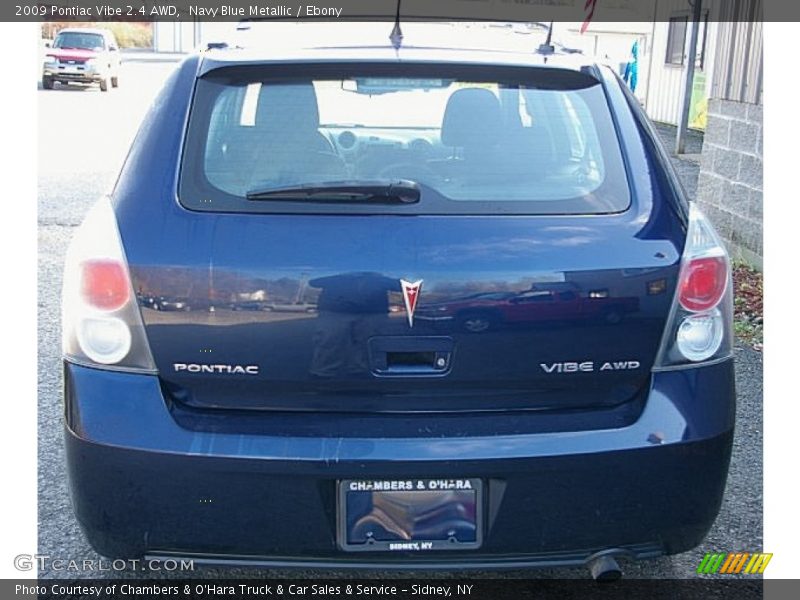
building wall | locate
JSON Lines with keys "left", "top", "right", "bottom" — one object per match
{"left": 153, "top": 22, "right": 236, "bottom": 52}
{"left": 696, "top": 99, "right": 763, "bottom": 267}
{"left": 644, "top": 0, "right": 720, "bottom": 127}
{"left": 153, "top": 22, "right": 197, "bottom": 53}
{"left": 695, "top": 6, "right": 763, "bottom": 268}
{"left": 709, "top": 17, "right": 763, "bottom": 104}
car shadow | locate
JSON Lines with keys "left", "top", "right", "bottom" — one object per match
{"left": 38, "top": 81, "right": 100, "bottom": 92}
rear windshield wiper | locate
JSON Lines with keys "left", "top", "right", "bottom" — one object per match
{"left": 246, "top": 180, "right": 421, "bottom": 204}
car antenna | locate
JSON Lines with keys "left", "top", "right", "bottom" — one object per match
{"left": 537, "top": 21, "right": 555, "bottom": 56}
{"left": 389, "top": 0, "right": 403, "bottom": 50}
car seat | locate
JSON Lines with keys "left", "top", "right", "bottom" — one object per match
{"left": 244, "top": 83, "right": 346, "bottom": 191}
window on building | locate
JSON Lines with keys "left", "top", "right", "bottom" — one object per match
{"left": 665, "top": 16, "right": 688, "bottom": 65}
{"left": 665, "top": 12, "right": 710, "bottom": 69}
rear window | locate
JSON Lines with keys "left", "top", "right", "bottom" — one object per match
{"left": 180, "top": 63, "right": 630, "bottom": 215}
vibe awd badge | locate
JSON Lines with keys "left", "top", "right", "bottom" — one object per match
{"left": 540, "top": 360, "right": 641, "bottom": 373}
{"left": 400, "top": 279, "right": 423, "bottom": 328}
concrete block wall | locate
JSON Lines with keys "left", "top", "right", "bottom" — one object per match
{"left": 696, "top": 98, "right": 763, "bottom": 268}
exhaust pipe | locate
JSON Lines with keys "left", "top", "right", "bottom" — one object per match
{"left": 587, "top": 552, "right": 622, "bottom": 581}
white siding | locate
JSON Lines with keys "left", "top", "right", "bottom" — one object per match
{"left": 154, "top": 22, "right": 237, "bottom": 53}
{"left": 643, "top": 0, "right": 720, "bottom": 126}
{"left": 153, "top": 22, "right": 197, "bottom": 52}
{"left": 711, "top": 18, "right": 763, "bottom": 104}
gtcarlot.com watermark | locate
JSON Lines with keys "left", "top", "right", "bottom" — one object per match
{"left": 14, "top": 553, "right": 194, "bottom": 572}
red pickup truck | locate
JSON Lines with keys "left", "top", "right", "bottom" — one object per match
{"left": 42, "top": 28, "right": 121, "bottom": 91}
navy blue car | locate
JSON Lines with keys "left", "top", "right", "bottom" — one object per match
{"left": 61, "top": 24, "right": 735, "bottom": 578}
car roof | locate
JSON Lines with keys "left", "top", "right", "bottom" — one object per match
{"left": 198, "top": 22, "right": 598, "bottom": 75}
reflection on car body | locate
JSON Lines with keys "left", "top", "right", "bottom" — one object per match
{"left": 416, "top": 282, "right": 640, "bottom": 332}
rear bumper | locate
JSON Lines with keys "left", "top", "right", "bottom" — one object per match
{"left": 64, "top": 359, "right": 735, "bottom": 569}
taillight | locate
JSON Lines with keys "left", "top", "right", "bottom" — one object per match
{"left": 62, "top": 198, "right": 156, "bottom": 372}
{"left": 654, "top": 204, "right": 733, "bottom": 368}
{"left": 81, "top": 260, "right": 130, "bottom": 311}
{"left": 679, "top": 256, "right": 727, "bottom": 312}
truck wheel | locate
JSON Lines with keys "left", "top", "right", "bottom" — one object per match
{"left": 99, "top": 76, "right": 109, "bottom": 92}
{"left": 111, "top": 75, "right": 119, "bottom": 88}
{"left": 42, "top": 77, "right": 54, "bottom": 90}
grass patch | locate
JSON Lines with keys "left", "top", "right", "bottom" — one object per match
{"left": 733, "top": 262, "right": 763, "bottom": 350}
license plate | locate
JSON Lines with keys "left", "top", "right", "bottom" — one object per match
{"left": 337, "top": 478, "right": 482, "bottom": 552}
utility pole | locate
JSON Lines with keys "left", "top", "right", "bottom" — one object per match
{"left": 644, "top": 0, "right": 660, "bottom": 112}
{"left": 676, "top": 0, "right": 703, "bottom": 154}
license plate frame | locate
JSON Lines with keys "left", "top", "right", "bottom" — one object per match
{"left": 337, "top": 478, "right": 483, "bottom": 552}
{"left": 59, "top": 65, "right": 85, "bottom": 74}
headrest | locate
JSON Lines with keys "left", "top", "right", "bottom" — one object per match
{"left": 255, "top": 83, "right": 320, "bottom": 133}
{"left": 441, "top": 88, "right": 503, "bottom": 147}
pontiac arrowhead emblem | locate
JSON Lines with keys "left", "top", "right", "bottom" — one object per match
{"left": 400, "top": 279, "right": 423, "bottom": 328}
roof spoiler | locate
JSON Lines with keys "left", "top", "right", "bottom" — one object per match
{"left": 198, "top": 60, "right": 602, "bottom": 91}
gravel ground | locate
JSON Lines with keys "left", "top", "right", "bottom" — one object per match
{"left": 37, "top": 58, "right": 762, "bottom": 580}
{"left": 653, "top": 122, "right": 703, "bottom": 201}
